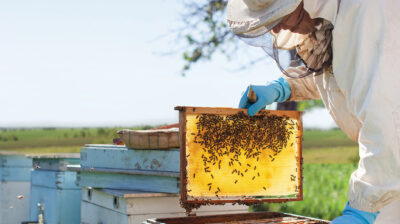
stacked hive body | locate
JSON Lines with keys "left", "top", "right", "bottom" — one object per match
{"left": 0, "top": 153, "right": 32, "bottom": 224}
{"left": 29, "top": 154, "right": 81, "bottom": 224}
{"left": 70, "top": 144, "right": 248, "bottom": 224}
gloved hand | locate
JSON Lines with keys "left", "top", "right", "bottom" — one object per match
{"left": 331, "top": 202, "right": 379, "bottom": 224}
{"left": 239, "top": 77, "right": 291, "bottom": 116}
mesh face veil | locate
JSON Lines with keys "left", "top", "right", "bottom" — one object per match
{"left": 239, "top": 31, "right": 313, "bottom": 78}
{"left": 236, "top": 9, "right": 333, "bottom": 78}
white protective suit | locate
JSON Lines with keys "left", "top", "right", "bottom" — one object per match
{"left": 283, "top": 0, "right": 400, "bottom": 221}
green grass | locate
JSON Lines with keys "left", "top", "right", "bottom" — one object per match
{"left": 252, "top": 163, "right": 357, "bottom": 221}
{"left": 303, "top": 146, "right": 359, "bottom": 164}
{"left": 303, "top": 129, "right": 357, "bottom": 149}
{"left": 0, "top": 127, "right": 359, "bottom": 163}
{"left": 0, "top": 126, "right": 154, "bottom": 153}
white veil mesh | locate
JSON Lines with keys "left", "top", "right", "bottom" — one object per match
{"left": 238, "top": 18, "right": 333, "bottom": 78}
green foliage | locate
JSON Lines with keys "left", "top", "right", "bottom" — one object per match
{"left": 297, "top": 99, "right": 325, "bottom": 111}
{"left": 179, "top": 0, "right": 235, "bottom": 75}
{"left": 252, "top": 163, "right": 357, "bottom": 221}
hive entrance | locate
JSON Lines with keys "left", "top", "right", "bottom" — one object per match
{"left": 176, "top": 107, "right": 303, "bottom": 213}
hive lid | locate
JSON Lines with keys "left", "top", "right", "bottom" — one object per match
{"left": 175, "top": 106, "right": 303, "bottom": 212}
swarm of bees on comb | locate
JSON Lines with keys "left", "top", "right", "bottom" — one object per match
{"left": 186, "top": 111, "right": 299, "bottom": 198}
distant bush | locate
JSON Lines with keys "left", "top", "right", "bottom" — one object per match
{"left": 97, "top": 128, "right": 107, "bottom": 136}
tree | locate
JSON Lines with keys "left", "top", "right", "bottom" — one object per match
{"left": 176, "top": 0, "right": 323, "bottom": 111}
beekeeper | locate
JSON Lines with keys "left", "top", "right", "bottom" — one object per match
{"left": 227, "top": 0, "right": 400, "bottom": 223}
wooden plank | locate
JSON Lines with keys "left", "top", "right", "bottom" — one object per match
{"left": 69, "top": 165, "right": 179, "bottom": 178}
{"left": 32, "top": 157, "right": 80, "bottom": 171}
{"left": 129, "top": 210, "right": 250, "bottom": 224}
{"left": 80, "top": 146, "right": 180, "bottom": 172}
{"left": 31, "top": 170, "right": 81, "bottom": 190}
{"left": 0, "top": 167, "right": 31, "bottom": 181}
{"left": 84, "top": 144, "right": 180, "bottom": 151}
{"left": 174, "top": 106, "right": 301, "bottom": 120}
{"left": 28, "top": 153, "right": 80, "bottom": 159}
{"left": 0, "top": 154, "right": 32, "bottom": 167}
{"left": 100, "top": 189, "right": 179, "bottom": 198}
{"left": 82, "top": 188, "right": 248, "bottom": 215}
{"left": 76, "top": 171, "right": 180, "bottom": 193}
{"left": 84, "top": 144, "right": 127, "bottom": 149}
{"left": 144, "top": 211, "right": 329, "bottom": 224}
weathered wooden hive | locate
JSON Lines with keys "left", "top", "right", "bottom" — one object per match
{"left": 143, "top": 106, "right": 330, "bottom": 224}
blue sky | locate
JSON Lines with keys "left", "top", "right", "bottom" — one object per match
{"left": 0, "top": 0, "right": 335, "bottom": 129}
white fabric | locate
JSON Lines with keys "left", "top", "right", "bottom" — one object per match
{"left": 285, "top": 69, "right": 361, "bottom": 142}
{"left": 288, "top": 0, "right": 400, "bottom": 216}
{"left": 227, "top": 0, "right": 301, "bottom": 37}
{"left": 271, "top": 29, "right": 307, "bottom": 50}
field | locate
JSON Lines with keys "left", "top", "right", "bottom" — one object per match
{"left": 0, "top": 127, "right": 358, "bottom": 162}
{"left": 0, "top": 127, "right": 358, "bottom": 220}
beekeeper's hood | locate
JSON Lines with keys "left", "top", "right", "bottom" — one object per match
{"left": 227, "top": 0, "right": 338, "bottom": 77}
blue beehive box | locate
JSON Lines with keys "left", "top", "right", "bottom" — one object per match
{"left": 0, "top": 152, "right": 32, "bottom": 224}
{"left": 29, "top": 154, "right": 81, "bottom": 224}
{"left": 70, "top": 144, "right": 180, "bottom": 193}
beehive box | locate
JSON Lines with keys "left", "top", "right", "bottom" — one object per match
{"left": 0, "top": 152, "right": 32, "bottom": 224}
{"left": 144, "top": 106, "right": 329, "bottom": 224}
{"left": 29, "top": 154, "right": 81, "bottom": 224}
{"left": 71, "top": 144, "right": 180, "bottom": 193}
{"left": 81, "top": 187, "right": 248, "bottom": 224}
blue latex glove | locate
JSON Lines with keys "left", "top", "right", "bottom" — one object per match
{"left": 239, "top": 77, "right": 291, "bottom": 116}
{"left": 331, "top": 202, "right": 379, "bottom": 224}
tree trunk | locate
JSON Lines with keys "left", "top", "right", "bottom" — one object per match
{"left": 276, "top": 49, "right": 298, "bottom": 111}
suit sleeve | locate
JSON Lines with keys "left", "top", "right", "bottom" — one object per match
{"left": 283, "top": 66, "right": 321, "bottom": 101}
